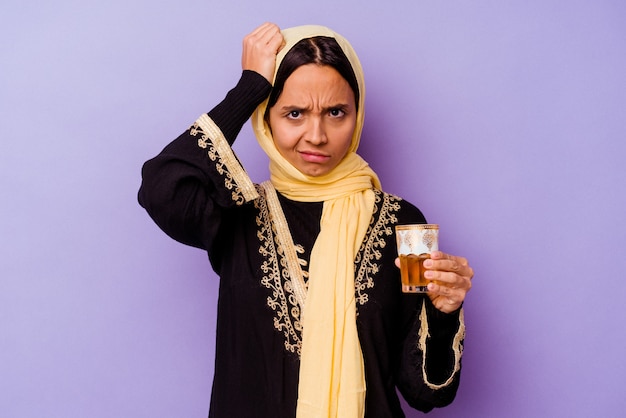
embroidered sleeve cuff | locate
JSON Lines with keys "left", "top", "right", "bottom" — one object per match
{"left": 191, "top": 114, "right": 259, "bottom": 204}
{"left": 418, "top": 301, "right": 465, "bottom": 390}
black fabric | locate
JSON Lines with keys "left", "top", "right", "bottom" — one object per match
{"left": 138, "top": 71, "right": 463, "bottom": 417}
{"left": 208, "top": 70, "right": 271, "bottom": 145}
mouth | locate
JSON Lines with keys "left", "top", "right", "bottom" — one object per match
{"left": 298, "top": 150, "right": 330, "bottom": 164}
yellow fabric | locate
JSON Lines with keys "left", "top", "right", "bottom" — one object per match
{"left": 251, "top": 25, "right": 381, "bottom": 417}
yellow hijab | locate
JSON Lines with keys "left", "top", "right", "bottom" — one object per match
{"left": 251, "top": 25, "right": 381, "bottom": 417}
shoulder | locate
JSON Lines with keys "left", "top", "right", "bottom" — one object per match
{"left": 376, "top": 190, "right": 427, "bottom": 225}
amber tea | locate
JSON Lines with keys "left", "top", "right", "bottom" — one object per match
{"left": 399, "top": 253, "right": 431, "bottom": 293}
{"left": 395, "top": 224, "right": 439, "bottom": 293}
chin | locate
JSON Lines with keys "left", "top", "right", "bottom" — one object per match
{"left": 302, "top": 170, "right": 324, "bottom": 177}
{"left": 301, "top": 166, "right": 330, "bottom": 177}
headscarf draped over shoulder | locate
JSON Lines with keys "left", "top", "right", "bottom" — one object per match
{"left": 250, "top": 25, "right": 380, "bottom": 418}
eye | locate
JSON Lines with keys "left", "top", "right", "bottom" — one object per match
{"left": 329, "top": 108, "right": 346, "bottom": 118}
{"left": 287, "top": 110, "right": 301, "bottom": 119}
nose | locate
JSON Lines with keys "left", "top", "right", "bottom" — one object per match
{"left": 305, "top": 117, "right": 327, "bottom": 145}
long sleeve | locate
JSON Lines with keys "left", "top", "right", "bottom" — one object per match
{"left": 395, "top": 298, "right": 465, "bottom": 412}
{"left": 137, "top": 70, "right": 271, "bottom": 250}
{"left": 365, "top": 198, "right": 465, "bottom": 414}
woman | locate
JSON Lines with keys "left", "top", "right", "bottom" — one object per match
{"left": 139, "top": 23, "right": 473, "bottom": 418}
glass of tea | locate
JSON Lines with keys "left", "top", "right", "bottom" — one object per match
{"left": 395, "top": 224, "right": 439, "bottom": 293}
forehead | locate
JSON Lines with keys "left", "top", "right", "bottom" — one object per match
{"left": 279, "top": 64, "right": 355, "bottom": 103}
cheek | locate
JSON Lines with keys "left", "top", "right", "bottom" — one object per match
{"left": 269, "top": 120, "right": 297, "bottom": 151}
{"left": 339, "top": 137, "right": 352, "bottom": 159}
{"left": 338, "top": 120, "right": 357, "bottom": 154}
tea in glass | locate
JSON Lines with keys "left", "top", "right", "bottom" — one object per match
{"left": 395, "top": 224, "right": 439, "bottom": 293}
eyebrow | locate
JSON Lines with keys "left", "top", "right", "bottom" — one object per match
{"left": 277, "top": 103, "right": 351, "bottom": 113}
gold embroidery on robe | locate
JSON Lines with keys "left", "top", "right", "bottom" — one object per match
{"left": 190, "top": 114, "right": 259, "bottom": 204}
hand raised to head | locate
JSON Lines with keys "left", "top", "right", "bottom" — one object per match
{"left": 242, "top": 22, "right": 285, "bottom": 83}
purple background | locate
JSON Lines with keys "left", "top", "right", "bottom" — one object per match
{"left": 2, "top": 1, "right": 625, "bottom": 417}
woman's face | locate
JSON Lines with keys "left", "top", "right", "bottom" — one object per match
{"left": 268, "top": 64, "right": 357, "bottom": 177}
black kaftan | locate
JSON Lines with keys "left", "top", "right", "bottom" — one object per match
{"left": 138, "top": 71, "right": 464, "bottom": 417}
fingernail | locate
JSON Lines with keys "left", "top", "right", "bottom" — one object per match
{"left": 423, "top": 259, "right": 433, "bottom": 268}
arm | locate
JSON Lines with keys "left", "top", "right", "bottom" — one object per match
{"left": 137, "top": 23, "right": 284, "bottom": 250}
{"left": 396, "top": 250, "right": 473, "bottom": 409}
{"left": 393, "top": 252, "right": 472, "bottom": 410}
{"left": 137, "top": 71, "right": 271, "bottom": 249}
{"left": 390, "top": 201, "right": 470, "bottom": 411}
{"left": 396, "top": 298, "right": 465, "bottom": 411}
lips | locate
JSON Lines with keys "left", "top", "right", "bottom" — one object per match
{"left": 298, "top": 150, "right": 330, "bottom": 163}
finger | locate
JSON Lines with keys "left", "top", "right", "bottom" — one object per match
{"left": 425, "top": 251, "right": 453, "bottom": 267}
{"left": 244, "top": 23, "right": 277, "bottom": 49}
{"left": 429, "top": 250, "right": 444, "bottom": 259}
{"left": 254, "top": 23, "right": 282, "bottom": 47}
{"left": 424, "top": 257, "right": 460, "bottom": 274}
{"left": 266, "top": 31, "right": 285, "bottom": 53}
{"left": 250, "top": 22, "right": 276, "bottom": 38}
{"left": 425, "top": 253, "right": 471, "bottom": 276}
{"left": 430, "top": 251, "right": 468, "bottom": 265}
{"left": 428, "top": 280, "right": 467, "bottom": 302}
{"left": 424, "top": 269, "right": 458, "bottom": 287}
{"left": 394, "top": 257, "right": 401, "bottom": 268}
{"left": 427, "top": 283, "right": 465, "bottom": 311}
{"left": 426, "top": 266, "right": 473, "bottom": 292}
